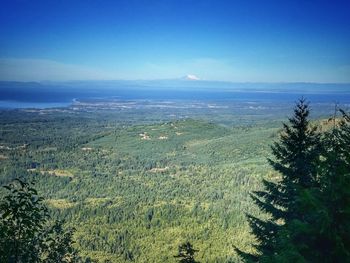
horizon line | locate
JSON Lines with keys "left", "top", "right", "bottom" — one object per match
{"left": 1, "top": 79, "right": 350, "bottom": 85}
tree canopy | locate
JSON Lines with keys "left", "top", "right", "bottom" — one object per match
{"left": 236, "top": 99, "right": 350, "bottom": 262}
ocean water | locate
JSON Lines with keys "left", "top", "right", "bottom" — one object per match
{"left": 0, "top": 100, "right": 72, "bottom": 109}
{"left": 0, "top": 89, "right": 350, "bottom": 109}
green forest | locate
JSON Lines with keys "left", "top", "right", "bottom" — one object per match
{"left": 0, "top": 99, "right": 349, "bottom": 262}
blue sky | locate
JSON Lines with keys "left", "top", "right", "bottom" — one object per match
{"left": 0, "top": 0, "right": 349, "bottom": 82}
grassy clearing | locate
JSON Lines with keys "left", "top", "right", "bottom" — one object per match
{"left": 28, "top": 169, "right": 74, "bottom": 177}
{"left": 46, "top": 198, "right": 76, "bottom": 209}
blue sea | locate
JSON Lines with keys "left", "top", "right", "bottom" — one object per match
{"left": 0, "top": 100, "right": 72, "bottom": 109}
{"left": 1, "top": 79, "right": 350, "bottom": 111}
{"left": 1, "top": 90, "right": 350, "bottom": 109}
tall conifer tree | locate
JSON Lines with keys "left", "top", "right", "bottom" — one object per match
{"left": 236, "top": 99, "right": 320, "bottom": 261}
{"left": 315, "top": 109, "right": 350, "bottom": 261}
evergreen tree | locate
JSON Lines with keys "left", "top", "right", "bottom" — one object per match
{"left": 174, "top": 242, "right": 199, "bottom": 263}
{"left": 315, "top": 109, "right": 350, "bottom": 261}
{"left": 235, "top": 99, "right": 321, "bottom": 261}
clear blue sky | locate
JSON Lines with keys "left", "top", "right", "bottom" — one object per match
{"left": 0, "top": 0, "right": 349, "bottom": 82}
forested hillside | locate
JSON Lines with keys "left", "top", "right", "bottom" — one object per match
{"left": 0, "top": 101, "right": 349, "bottom": 262}
{"left": 0, "top": 107, "right": 282, "bottom": 262}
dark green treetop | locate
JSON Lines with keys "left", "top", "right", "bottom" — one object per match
{"left": 174, "top": 242, "right": 200, "bottom": 263}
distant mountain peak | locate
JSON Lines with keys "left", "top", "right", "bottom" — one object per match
{"left": 183, "top": 74, "right": 200, "bottom": 81}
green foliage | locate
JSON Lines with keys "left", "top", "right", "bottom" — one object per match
{"left": 0, "top": 179, "right": 49, "bottom": 262}
{"left": 0, "top": 178, "right": 80, "bottom": 262}
{"left": 314, "top": 109, "right": 350, "bottom": 261}
{"left": 236, "top": 99, "right": 321, "bottom": 261}
{"left": 42, "top": 221, "right": 80, "bottom": 263}
{"left": 236, "top": 101, "right": 350, "bottom": 262}
{"left": 174, "top": 242, "right": 199, "bottom": 263}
